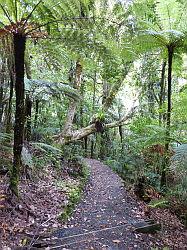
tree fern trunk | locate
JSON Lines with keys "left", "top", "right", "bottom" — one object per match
{"left": 10, "top": 33, "right": 26, "bottom": 196}
{"left": 161, "top": 46, "right": 174, "bottom": 187}
{"left": 0, "top": 58, "right": 6, "bottom": 129}
{"left": 25, "top": 56, "right": 32, "bottom": 141}
{"left": 34, "top": 99, "right": 39, "bottom": 128}
{"left": 25, "top": 94, "right": 32, "bottom": 141}
{"left": 6, "top": 68, "right": 14, "bottom": 133}
{"left": 159, "top": 61, "right": 166, "bottom": 126}
{"left": 166, "top": 46, "right": 173, "bottom": 147}
{"left": 0, "top": 85, "right": 3, "bottom": 128}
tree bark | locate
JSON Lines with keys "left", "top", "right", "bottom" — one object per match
{"left": 34, "top": 99, "right": 39, "bottom": 128}
{"left": 25, "top": 94, "right": 32, "bottom": 141}
{"left": 0, "top": 85, "right": 3, "bottom": 128}
{"left": 102, "top": 63, "right": 131, "bottom": 111}
{"left": 0, "top": 57, "right": 6, "bottom": 129}
{"left": 165, "top": 46, "right": 173, "bottom": 148}
{"left": 161, "top": 46, "right": 174, "bottom": 187}
{"left": 6, "top": 69, "right": 14, "bottom": 133}
{"left": 55, "top": 105, "right": 137, "bottom": 145}
{"left": 63, "top": 60, "right": 82, "bottom": 136}
{"left": 10, "top": 33, "right": 26, "bottom": 196}
{"left": 24, "top": 55, "right": 32, "bottom": 141}
{"left": 159, "top": 61, "right": 166, "bottom": 126}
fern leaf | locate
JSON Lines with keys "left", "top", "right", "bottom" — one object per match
{"left": 25, "top": 79, "right": 81, "bottom": 101}
{"left": 31, "top": 142, "right": 62, "bottom": 155}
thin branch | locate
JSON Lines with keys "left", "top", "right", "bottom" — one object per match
{"left": 22, "top": 0, "right": 43, "bottom": 31}
{"left": 25, "top": 16, "right": 93, "bottom": 35}
{"left": 25, "top": 15, "right": 122, "bottom": 35}
{"left": 153, "top": 89, "right": 159, "bottom": 104}
{"left": 15, "top": 0, "right": 18, "bottom": 22}
{"left": 0, "top": 4, "right": 13, "bottom": 24}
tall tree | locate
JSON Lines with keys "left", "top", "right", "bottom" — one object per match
{"left": 133, "top": 0, "right": 187, "bottom": 185}
{"left": 0, "top": 0, "right": 91, "bottom": 196}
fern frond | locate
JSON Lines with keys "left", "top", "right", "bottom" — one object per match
{"left": 0, "top": 132, "right": 12, "bottom": 141}
{"left": 155, "top": 0, "right": 183, "bottom": 30}
{"left": 31, "top": 142, "right": 62, "bottom": 155}
{"left": 25, "top": 79, "right": 81, "bottom": 101}
{"left": 171, "top": 144, "right": 187, "bottom": 174}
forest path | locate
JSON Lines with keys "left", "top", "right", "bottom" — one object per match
{"left": 50, "top": 159, "right": 162, "bottom": 250}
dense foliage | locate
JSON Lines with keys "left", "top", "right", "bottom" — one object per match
{"left": 0, "top": 0, "right": 187, "bottom": 225}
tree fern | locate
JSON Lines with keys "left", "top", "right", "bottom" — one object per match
{"left": 134, "top": 0, "right": 187, "bottom": 52}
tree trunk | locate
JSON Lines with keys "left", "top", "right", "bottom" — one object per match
{"left": 147, "top": 81, "right": 155, "bottom": 117}
{"left": 25, "top": 55, "right": 32, "bottom": 141}
{"left": 0, "top": 57, "right": 6, "bottom": 129}
{"left": 102, "top": 63, "right": 131, "bottom": 111}
{"left": 25, "top": 94, "right": 32, "bottom": 141}
{"left": 90, "top": 137, "right": 94, "bottom": 158}
{"left": 10, "top": 33, "right": 26, "bottom": 196}
{"left": 63, "top": 60, "right": 82, "bottom": 137}
{"left": 161, "top": 46, "right": 174, "bottom": 187}
{"left": 84, "top": 136, "right": 88, "bottom": 156}
{"left": 159, "top": 61, "right": 166, "bottom": 126}
{"left": 55, "top": 105, "right": 137, "bottom": 144}
{"left": 0, "top": 85, "right": 3, "bottom": 128}
{"left": 119, "top": 125, "right": 123, "bottom": 143}
{"left": 6, "top": 71, "right": 14, "bottom": 133}
{"left": 34, "top": 99, "right": 39, "bottom": 128}
{"left": 92, "top": 71, "right": 96, "bottom": 115}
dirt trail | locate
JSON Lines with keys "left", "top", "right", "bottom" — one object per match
{"left": 50, "top": 159, "right": 165, "bottom": 250}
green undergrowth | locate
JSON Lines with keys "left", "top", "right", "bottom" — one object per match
{"left": 58, "top": 157, "right": 90, "bottom": 222}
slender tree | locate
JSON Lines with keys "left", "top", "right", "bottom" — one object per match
{"left": 0, "top": 0, "right": 90, "bottom": 195}
{"left": 133, "top": 0, "right": 187, "bottom": 186}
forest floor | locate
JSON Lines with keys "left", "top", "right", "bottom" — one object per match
{"left": 0, "top": 158, "right": 85, "bottom": 249}
{"left": 0, "top": 159, "right": 187, "bottom": 249}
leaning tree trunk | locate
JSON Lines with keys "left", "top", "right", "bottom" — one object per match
{"left": 161, "top": 46, "right": 174, "bottom": 187}
{"left": 10, "top": 33, "right": 26, "bottom": 196}
{"left": 62, "top": 60, "right": 82, "bottom": 138}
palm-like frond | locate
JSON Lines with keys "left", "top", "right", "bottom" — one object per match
{"left": 133, "top": 0, "right": 187, "bottom": 54}
{"left": 0, "top": 0, "right": 94, "bottom": 36}
{"left": 155, "top": 0, "right": 186, "bottom": 31}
